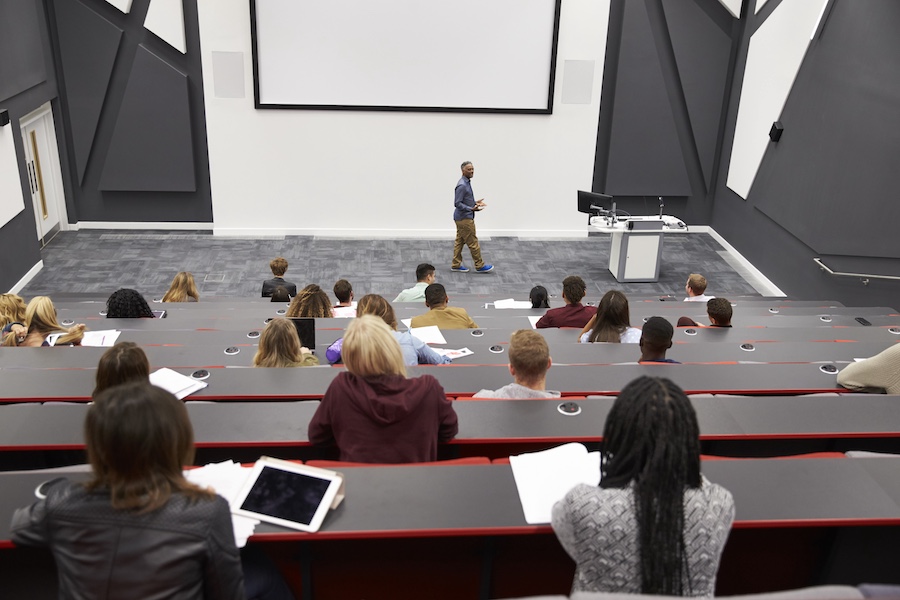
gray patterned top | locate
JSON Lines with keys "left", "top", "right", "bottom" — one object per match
{"left": 551, "top": 477, "right": 734, "bottom": 597}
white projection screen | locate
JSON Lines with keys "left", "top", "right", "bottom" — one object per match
{"left": 250, "top": 0, "right": 561, "bottom": 113}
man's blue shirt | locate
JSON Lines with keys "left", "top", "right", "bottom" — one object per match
{"left": 453, "top": 176, "right": 475, "bottom": 221}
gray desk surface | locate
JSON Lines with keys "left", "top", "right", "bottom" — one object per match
{"left": 3, "top": 458, "right": 900, "bottom": 545}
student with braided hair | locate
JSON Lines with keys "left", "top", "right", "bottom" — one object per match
{"left": 552, "top": 376, "right": 734, "bottom": 596}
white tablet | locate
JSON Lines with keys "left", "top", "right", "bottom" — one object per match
{"left": 230, "top": 457, "right": 344, "bottom": 533}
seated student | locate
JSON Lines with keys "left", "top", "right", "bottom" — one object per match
{"left": 529, "top": 285, "right": 550, "bottom": 309}
{"left": 473, "top": 330, "right": 560, "bottom": 398}
{"left": 270, "top": 286, "right": 291, "bottom": 303}
{"left": 394, "top": 263, "right": 435, "bottom": 302}
{"left": 106, "top": 288, "right": 154, "bottom": 318}
{"left": 579, "top": 290, "right": 641, "bottom": 343}
{"left": 326, "top": 294, "right": 451, "bottom": 366}
{"left": 677, "top": 297, "right": 733, "bottom": 328}
{"left": 0, "top": 292, "right": 27, "bottom": 340}
{"left": 332, "top": 279, "right": 356, "bottom": 318}
{"left": 261, "top": 257, "right": 298, "bottom": 298}
{"left": 286, "top": 284, "right": 334, "bottom": 318}
{"left": 684, "top": 273, "right": 715, "bottom": 302}
{"left": 535, "top": 276, "right": 596, "bottom": 329}
{"left": 94, "top": 342, "right": 151, "bottom": 396}
{"left": 410, "top": 283, "right": 478, "bottom": 329}
{"left": 11, "top": 382, "right": 246, "bottom": 598}
{"left": 638, "top": 316, "right": 679, "bottom": 364}
{"left": 5, "top": 296, "right": 85, "bottom": 347}
{"left": 552, "top": 376, "right": 734, "bottom": 596}
{"left": 252, "top": 318, "right": 319, "bottom": 367}
{"left": 837, "top": 344, "right": 900, "bottom": 394}
{"left": 161, "top": 271, "right": 200, "bottom": 302}
{"left": 308, "top": 315, "right": 458, "bottom": 463}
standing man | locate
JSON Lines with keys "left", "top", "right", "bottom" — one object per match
{"left": 452, "top": 161, "right": 494, "bottom": 273}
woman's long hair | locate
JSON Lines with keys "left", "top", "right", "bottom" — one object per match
{"left": 600, "top": 376, "right": 701, "bottom": 595}
{"left": 587, "top": 290, "right": 632, "bottom": 343}
{"left": 286, "top": 284, "right": 333, "bottom": 318}
{"left": 356, "top": 294, "right": 398, "bottom": 330}
{"left": 253, "top": 318, "right": 308, "bottom": 367}
{"left": 342, "top": 315, "right": 406, "bottom": 378}
{"left": 85, "top": 382, "right": 212, "bottom": 512}
{"left": 0, "top": 293, "right": 26, "bottom": 328}
{"left": 94, "top": 342, "right": 151, "bottom": 396}
{"left": 529, "top": 285, "right": 550, "bottom": 309}
{"left": 161, "top": 272, "right": 200, "bottom": 303}
{"left": 5, "top": 296, "right": 85, "bottom": 346}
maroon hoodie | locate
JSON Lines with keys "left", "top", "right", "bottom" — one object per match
{"left": 308, "top": 371, "right": 458, "bottom": 464}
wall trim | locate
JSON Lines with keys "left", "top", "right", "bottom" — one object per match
{"left": 74, "top": 221, "right": 215, "bottom": 231}
{"left": 211, "top": 227, "right": 590, "bottom": 239}
{"left": 9, "top": 260, "right": 44, "bottom": 294}
{"left": 700, "top": 225, "right": 787, "bottom": 297}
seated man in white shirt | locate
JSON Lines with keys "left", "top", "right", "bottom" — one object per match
{"left": 332, "top": 279, "right": 356, "bottom": 318}
{"left": 684, "top": 273, "right": 715, "bottom": 302}
{"left": 473, "top": 330, "right": 560, "bottom": 398}
{"left": 394, "top": 263, "right": 435, "bottom": 303}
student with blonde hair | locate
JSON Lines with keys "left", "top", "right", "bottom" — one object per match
{"left": 309, "top": 315, "right": 458, "bottom": 463}
{"left": 286, "top": 284, "right": 333, "bottom": 318}
{"left": 252, "top": 318, "right": 319, "bottom": 367}
{"left": 474, "top": 329, "right": 560, "bottom": 398}
{"left": 5, "top": 296, "right": 85, "bottom": 347}
{"left": 0, "top": 293, "right": 27, "bottom": 340}
{"left": 161, "top": 271, "right": 200, "bottom": 303}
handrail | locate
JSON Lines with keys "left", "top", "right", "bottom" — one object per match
{"left": 813, "top": 257, "right": 900, "bottom": 284}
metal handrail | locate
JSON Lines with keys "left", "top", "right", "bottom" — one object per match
{"left": 813, "top": 257, "right": 900, "bottom": 285}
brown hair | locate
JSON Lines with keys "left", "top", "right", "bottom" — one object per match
{"left": 342, "top": 315, "right": 406, "bottom": 378}
{"left": 253, "top": 318, "right": 315, "bottom": 367}
{"left": 508, "top": 330, "right": 551, "bottom": 385}
{"left": 587, "top": 290, "right": 632, "bottom": 343}
{"left": 0, "top": 293, "right": 26, "bottom": 328}
{"left": 85, "top": 382, "right": 212, "bottom": 512}
{"left": 333, "top": 279, "right": 353, "bottom": 304}
{"left": 287, "top": 284, "right": 333, "bottom": 318}
{"left": 161, "top": 272, "right": 199, "bottom": 303}
{"left": 357, "top": 294, "right": 397, "bottom": 330}
{"left": 270, "top": 257, "right": 288, "bottom": 277}
{"left": 706, "top": 297, "right": 732, "bottom": 326}
{"left": 687, "top": 274, "right": 707, "bottom": 295}
{"left": 562, "top": 275, "right": 587, "bottom": 304}
{"left": 94, "top": 342, "right": 151, "bottom": 396}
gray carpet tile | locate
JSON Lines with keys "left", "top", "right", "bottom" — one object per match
{"left": 19, "top": 230, "right": 760, "bottom": 301}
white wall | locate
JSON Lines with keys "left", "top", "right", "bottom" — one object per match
{"left": 197, "top": 0, "right": 610, "bottom": 237}
{"left": 0, "top": 124, "right": 26, "bottom": 230}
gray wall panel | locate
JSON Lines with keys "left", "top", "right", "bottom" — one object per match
{"left": 0, "top": 0, "right": 46, "bottom": 101}
{"left": 99, "top": 45, "right": 196, "bottom": 192}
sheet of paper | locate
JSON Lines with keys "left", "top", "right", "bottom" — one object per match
{"left": 433, "top": 347, "right": 474, "bottom": 359}
{"left": 509, "top": 443, "right": 601, "bottom": 525}
{"left": 400, "top": 318, "right": 412, "bottom": 330}
{"left": 185, "top": 461, "right": 257, "bottom": 547}
{"left": 80, "top": 330, "right": 121, "bottom": 347}
{"left": 528, "top": 315, "right": 542, "bottom": 329}
{"left": 409, "top": 325, "right": 447, "bottom": 345}
{"left": 494, "top": 299, "right": 534, "bottom": 309}
{"left": 150, "top": 367, "right": 208, "bottom": 400}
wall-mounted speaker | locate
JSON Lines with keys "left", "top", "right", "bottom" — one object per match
{"left": 0, "top": 109, "right": 9, "bottom": 127}
{"left": 769, "top": 121, "right": 783, "bottom": 142}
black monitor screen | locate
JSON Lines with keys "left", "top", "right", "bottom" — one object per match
{"left": 577, "top": 190, "right": 612, "bottom": 214}
{"left": 288, "top": 317, "right": 316, "bottom": 351}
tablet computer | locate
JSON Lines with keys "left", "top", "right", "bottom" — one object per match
{"left": 288, "top": 317, "right": 316, "bottom": 353}
{"left": 231, "top": 457, "right": 344, "bottom": 533}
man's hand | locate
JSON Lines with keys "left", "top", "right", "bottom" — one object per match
{"left": 475, "top": 199, "right": 487, "bottom": 211}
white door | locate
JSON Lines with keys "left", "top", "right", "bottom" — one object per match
{"left": 20, "top": 103, "right": 66, "bottom": 247}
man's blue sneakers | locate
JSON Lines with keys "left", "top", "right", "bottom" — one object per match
{"left": 451, "top": 265, "right": 470, "bottom": 272}
{"left": 475, "top": 264, "right": 494, "bottom": 273}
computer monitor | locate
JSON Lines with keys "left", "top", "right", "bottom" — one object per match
{"left": 577, "top": 190, "right": 613, "bottom": 214}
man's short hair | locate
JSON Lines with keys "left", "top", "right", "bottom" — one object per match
{"left": 706, "top": 298, "right": 732, "bottom": 326}
{"left": 416, "top": 263, "right": 435, "bottom": 282}
{"left": 424, "top": 283, "right": 448, "bottom": 307}
{"left": 333, "top": 279, "right": 353, "bottom": 303}
{"left": 460, "top": 161, "right": 472, "bottom": 170}
{"left": 270, "top": 257, "right": 288, "bottom": 277}
{"left": 508, "top": 330, "right": 550, "bottom": 383}
{"left": 687, "top": 273, "right": 707, "bottom": 295}
{"left": 562, "top": 275, "right": 587, "bottom": 304}
{"left": 641, "top": 316, "right": 674, "bottom": 350}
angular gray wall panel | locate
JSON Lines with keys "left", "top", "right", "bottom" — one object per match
{"left": 0, "top": 0, "right": 47, "bottom": 101}
{"left": 53, "top": 0, "right": 122, "bottom": 185}
{"left": 662, "top": 0, "right": 732, "bottom": 189}
{"left": 752, "top": 0, "right": 900, "bottom": 259}
{"left": 99, "top": 45, "right": 195, "bottom": 192}
{"left": 605, "top": 0, "right": 691, "bottom": 196}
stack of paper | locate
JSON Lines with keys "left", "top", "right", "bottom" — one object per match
{"left": 150, "top": 367, "right": 208, "bottom": 400}
{"left": 80, "top": 330, "right": 122, "bottom": 347}
{"left": 509, "top": 443, "right": 601, "bottom": 524}
{"left": 185, "top": 461, "right": 257, "bottom": 547}
{"left": 494, "top": 298, "right": 534, "bottom": 309}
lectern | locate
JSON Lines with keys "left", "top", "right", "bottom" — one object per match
{"left": 608, "top": 219, "right": 665, "bottom": 282}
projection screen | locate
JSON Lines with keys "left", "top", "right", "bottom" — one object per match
{"left": 250, "top": 0, "right": 561, "bottom": 113}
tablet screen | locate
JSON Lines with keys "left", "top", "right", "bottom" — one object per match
{"left": 239, "top": 465, "right": 332, "bottom": 526}
{"left": 288, "top": 317, "right": 316, "bottom": 352}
